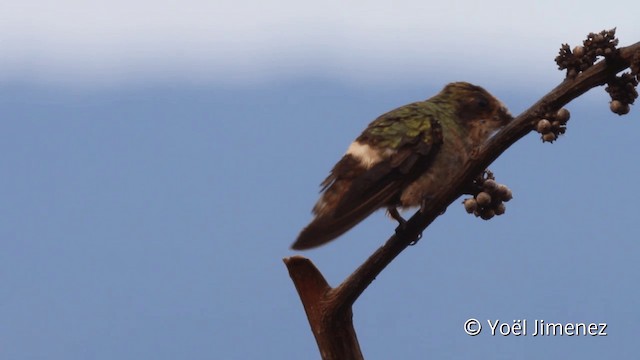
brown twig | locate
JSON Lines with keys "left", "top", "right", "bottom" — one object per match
{"left": 285, "top": 38, "right": 640, "bottom": 360}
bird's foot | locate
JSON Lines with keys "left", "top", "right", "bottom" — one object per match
{"left": 388, "top": 207, "right": 408, "bottom": 234}
{"left": 389, "top": 207, "right": 425, "bottom": 245}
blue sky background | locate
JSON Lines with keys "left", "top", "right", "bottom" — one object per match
{"left": 2, "top": 1, "right": 639, "bottom": 359}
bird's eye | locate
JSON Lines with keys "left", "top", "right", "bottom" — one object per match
{"left": 459, "top": 93, "right": 492, "bottom": 120}
{"left": 476, "top": 96, "right": 489, "bottom": 109}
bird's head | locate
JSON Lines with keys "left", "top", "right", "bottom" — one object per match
{"left": 440, "top": 82, "right": 513, "bottom": 143}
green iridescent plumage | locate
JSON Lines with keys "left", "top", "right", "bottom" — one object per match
{"left": 357, "top": 102, "right": 440, "bottom": 149}
{"left": 293, "top": 82, "right": 512, "bottom": 250}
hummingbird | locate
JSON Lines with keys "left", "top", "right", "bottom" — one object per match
{"left": 292, "top": 82, "right": 512, "bottom": 250}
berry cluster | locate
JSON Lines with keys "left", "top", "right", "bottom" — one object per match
{"left": 606, "top": 73, "right": 638, "bottom": 115}
{"left": 535, "top": 108, "right": 570, "bottom": 143}
{"left": 555, "top": 29, "right": 619, "bottom": 78}
{"left": 463, "top": 171, "right": 512, "bottom": 220}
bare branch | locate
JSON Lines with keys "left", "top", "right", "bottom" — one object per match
{"left": 284, "top": 256, "right": 363, "bottom": 360}
{"left": 286, "top": 36, "right": 640, "bottom": 360}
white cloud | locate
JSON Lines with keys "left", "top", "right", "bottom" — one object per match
{"left": 1, "top": 0, "right": 638, "bottom": 86}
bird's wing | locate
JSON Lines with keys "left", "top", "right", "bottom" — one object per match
{"left": 292, "top": 107, "right": 442, "bottom": 250}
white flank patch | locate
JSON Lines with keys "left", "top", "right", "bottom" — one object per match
{"left": 346, "top": 141, "right": 389, "bottom": 168}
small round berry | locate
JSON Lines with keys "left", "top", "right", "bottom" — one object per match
{"left": 610, "top": 100, "right": 630, "bottom": 115}
{"left": 536, "top": 119, "right": 552, "bottom": 133}
{"left": 476, "top": 192, "right": 492, "bottom": 207}
{"left": 479, "top": 208, "right": 495, "bottom": 220}
{"left": 483, "top": 179, "right": 499, "bottom": 192}
{"left": 496, "top": 185, "right": 513, "bottom": 201}
{"left": 463, "top": 198, "right": 478, "bottom": 214}
{"left": 542, "top": 132, "right": 557, "bottom": 142}
{"left": 494, "top": 202, "right": 506, "bottom": 216}
{"left": 556, "top": 108, "right": 570, "bottom": 123}
{"left": 573, "top": 46, "right": 585, "bottom": 57}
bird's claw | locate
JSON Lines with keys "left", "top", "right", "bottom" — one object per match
{"left": 389, "top": 207, "right": 425, "bottom": 245}
{"left": 388, "top": 207, "right": 407, "bottom": 228}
